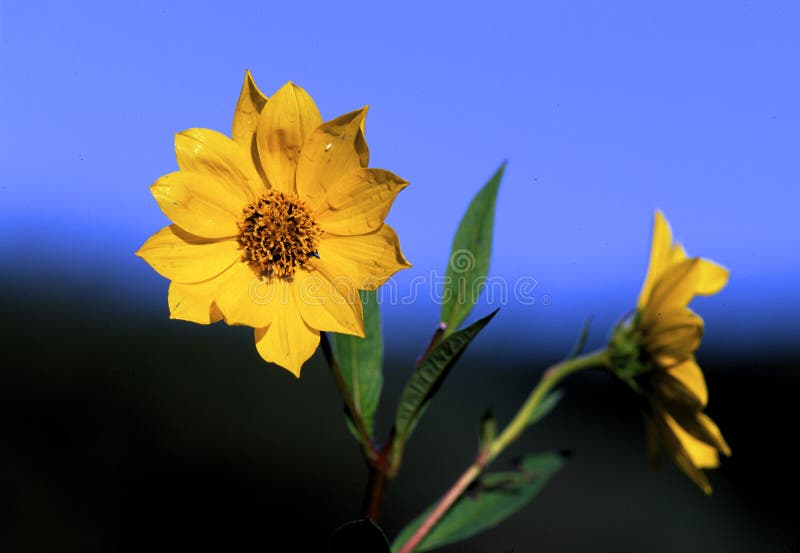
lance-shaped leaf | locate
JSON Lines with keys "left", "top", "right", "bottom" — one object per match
{"left": 525, "top": 390, "right": 564, "bottom": 428}
{"left": 391, "top": 453, "right": 565, "bottom": 553}
{"left": 478, "top": 408, "right": 498, "bottom": 453}
{"left": 567, "top": 316, "right": 593, "bottom": 359}
{"left": 332, "top": 289, "right": 383, "bottom": 438}
{"left": 440, "top": 163, "right": 505, "bottom": 336}
{"left": 393, "top": 310, "right": 497, "bottom": 461}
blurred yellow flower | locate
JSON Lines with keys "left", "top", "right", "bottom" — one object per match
{"left": 611, "top": 210, "right": 730, "bottom": 494}
{"left": 137, "top": 71, "right": 410, "bottom": 376}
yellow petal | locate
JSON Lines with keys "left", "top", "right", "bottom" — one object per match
{"left": 643, "top": 258, "right": 701, "bottom": 323}
{"left": 213, "top": 261, "right": 277, "bottom": 328}
{"left": 670, "top": 446, "right": 715, "bottom": 495}
{"left": 666, "top": 358, "right": 708, "bottom": 406}
{"left": 670, "top": 243, "right": 687, "bottom": 264}
{"left": 175, "top": 128, "right": 265, "bottom": 199}
{"left": 232, "top": 70, "right": 268, "bottom": 148}
{"left": 651, "top": 407, "right": 714, "bottom": 494}
{"left": 644, "top": 306, "right": 703, "bottom": 339}
{"left": 316, "top": 225, "right": 411, "bottom": 290}
{"left": 696, "top": 259, "right": 729, "bottom": 296}
{"left": 668, "top": 406, "right": 732, "bottom": 458}
{"left": 136, "top": 225, "right": 240, "bottom": 283}
{"left": 696, "top": 412, "right": 732, "bottom": 457}
{"left": 293, "top": 264, "right": 365, "bottom": 337}
{"left": 296, "top": 107, "right": 368, "bottom": 208}
{"left": 168, "top": 279, "right": 223, "bottom": 324}
{"left": 150, "top": 171, "right": 241, "bottom": 238}
{"left": 253, "top": 285, "right": 320, "bottom": 377}
{"left": 665, "top": 412, "right": 721, "bottom": 469}
{"left": 355, "top": 110, "right": 369, "bottom": 168}
{"left": 650, "top": 368, "right": 704, "bottom": 409}
{"left": 314, "top": 168, "right": 408, "bottom": 235}
{"left": 645, "top": 306, "right": 703, "bottom": 328}
{"left": 637, "top": 210, "right": 673, "bottom": 308}
{"left": 255, "top": 82, "right": 322, "bottom": 194}
{"left": 645, "top": 309, "right": 703, "bottom": 361}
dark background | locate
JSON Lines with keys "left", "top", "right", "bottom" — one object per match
{"left": 2, "top": 3, "right": 798, "bottom": 550}
{"left": 3, "top": 278, "right": 796, "bottom": 553}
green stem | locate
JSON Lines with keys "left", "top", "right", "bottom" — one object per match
{"left": 319, "top": 332, "right": 377, "bottom": 463}
{"left": 395, "top": 348, "right": 609, "bottom": 553}
{"left": 488, "top": 348, "right": 609, "bottom": 461}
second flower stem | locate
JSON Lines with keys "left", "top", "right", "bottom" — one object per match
{"left": 396, "top": 348, "right": 609, "bottom": 553}
{"left": 488, "top": 348, "right": 609, "bottom": 460}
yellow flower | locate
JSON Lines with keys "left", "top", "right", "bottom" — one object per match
{"left": 610, "top": 210, "right": 730, "bottom": 494}
{"left": 137, "top": 71, "right": 410, "bottom": 376}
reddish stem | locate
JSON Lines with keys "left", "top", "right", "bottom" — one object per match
{"left": 396, "top": 452, "right": 488, "bottom": 553}
{"left": 416, "top": 322, "right": 447, "bottom": 368}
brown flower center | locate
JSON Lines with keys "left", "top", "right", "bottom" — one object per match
{"left": 237, "top": 190, "right": 322, "bottom": 281}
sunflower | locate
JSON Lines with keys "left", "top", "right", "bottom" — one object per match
{"left": 137, "top": 71, "right": 410, "bottom": 376}
{"left": 610, "top": 210, "right": 730, "bottom": 493}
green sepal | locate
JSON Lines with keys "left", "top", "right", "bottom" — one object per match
{"left": 608, "top": 316, "right": 651, "bottom": 390}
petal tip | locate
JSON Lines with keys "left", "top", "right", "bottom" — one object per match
{"left": 285, "top": 363, "right": 303, "bottom": 378}
{"left": 274, "top": 354, "right": 304, "bottom": 377}
{"left": 395, "top": 177, "right": 410, "bottom": 191}
{"left": 241, "top": 69, "right": 266, "bottom": 98}
{"left": 718, "top": 434, "right": 732, "bottom": 457}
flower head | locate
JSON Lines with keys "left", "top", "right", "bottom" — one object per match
{"left": 137, "top": 71, "right": 410, "bottom": 376}
{"left": 609, "top": 210, "right": 730, "bottom": 494}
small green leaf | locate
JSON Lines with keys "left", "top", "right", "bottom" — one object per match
{"left": 567, "top": 316, "right": 593, "bottom": 359}
{"left": 332, "top": 289, "right": 383, "bottom": 438}
{"left": 478, "top": 408, "right": 497, "bottom": 452}
{"left": 393, "top": 310, "right": 498, "bottom": 460}
{"left": 331, "top": 518, "right": 391, "bottom": 553}
{"left": 441, "top": 163, "right": 505, "bottom": 336}
{"left": 391, "top": 453, "right": 565, "bottom": 553}
{"left": 525, "top": 390, "right": 564, "bottom": 428}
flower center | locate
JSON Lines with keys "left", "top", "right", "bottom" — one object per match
{"left": 237, "top": 190, "right": 322, "bottom": 281}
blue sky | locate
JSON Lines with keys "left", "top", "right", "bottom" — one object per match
{"left": 1, "top": 1, "right": 797, "bottom": 354}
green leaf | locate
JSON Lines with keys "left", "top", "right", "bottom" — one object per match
{"left": 332, "top": 289, "right": 383, "bottom": 438}
{"left": 525, "top": 390, "right": 564, "bottom": 428}
{"left": 478, "top": 408, "right": 497, "bottom": 452}
{"left": 441, "top": 163, "right": 505, "bottom": 336}
{"left": 393, "top": 310, "right": 498, "bottom": 459}
{"left": 331, "top": 518, "right": 391, "bottom": 553}
{"left": 391, "top": 453, "right": 565, "bottom": 553}
{"left": 567, "top": 316, "right": 593, "bottom": 359}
